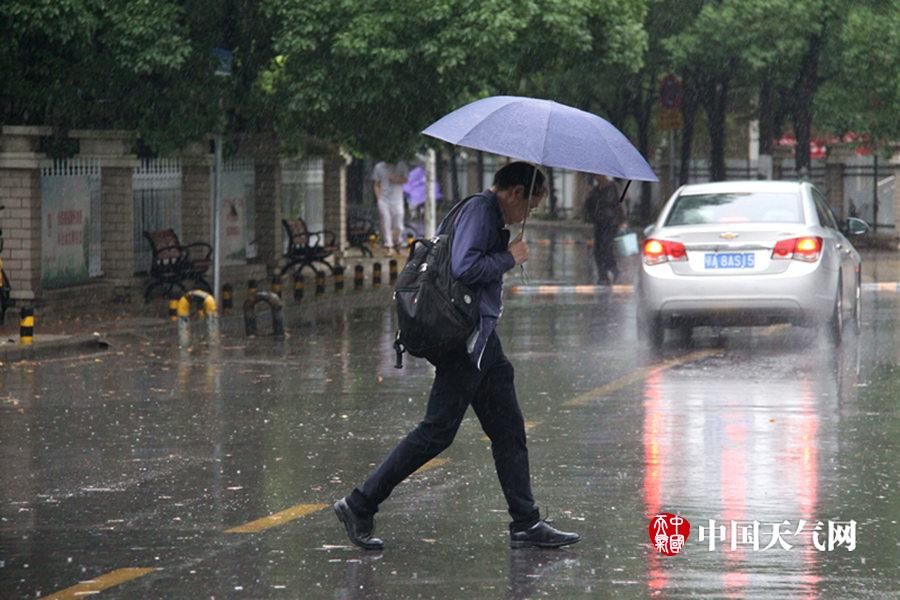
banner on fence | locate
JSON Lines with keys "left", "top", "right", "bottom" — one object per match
{"left": 41, "top": 176, "right": 92, "bottom": 288}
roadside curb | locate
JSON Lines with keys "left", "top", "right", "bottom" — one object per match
{"left": 0, "top": 335, "right": 110, "bottom": 364}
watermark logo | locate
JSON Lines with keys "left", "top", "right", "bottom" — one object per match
{"left": 649, "top": 516, "right": 857, "bottom": 554}
{"left": 649, "top": 513, "right": 691, "bottom": 556}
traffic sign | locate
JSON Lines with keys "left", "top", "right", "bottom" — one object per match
{"left": 659, "top": 74, "right": 683, "bottom": 110}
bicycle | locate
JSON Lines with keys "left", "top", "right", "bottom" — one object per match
{"left": 0, "top": 205, "right": 14, "bottom": 324}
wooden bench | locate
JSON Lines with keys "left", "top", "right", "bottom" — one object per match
{"left": 281, "top": 218, "right": 338, "bottom": 276}
{"left": 347, "top": 215, "right": 375, "bottom": 257}
{"left": 143, "top": 229, "right": 212, "bottom": 301}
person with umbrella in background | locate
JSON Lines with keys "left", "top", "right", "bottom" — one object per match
{"left": 335, "top": 161, "right": 582, "bottom": 551}
{"left": 583, "top": 174, "right": 626, "bottom": 284}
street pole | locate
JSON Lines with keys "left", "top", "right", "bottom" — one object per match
{"left": 425, "top": 149, "right": 436, "bottom": 238}
{"left": 213, "top": 132, "right": 223, "bottom": 302}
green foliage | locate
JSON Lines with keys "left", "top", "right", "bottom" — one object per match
{"left": 264, "top": 0, "right": 646, "bottom": 159}
{"left": 815, "top": 3, "right": 900, "bottom": 143}
{"left": 1, "top": 0, "right": 895, "bottom": 158}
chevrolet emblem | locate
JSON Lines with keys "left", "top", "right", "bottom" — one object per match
{"left": 719, "top": 232, "right": 739, "bottom": 240}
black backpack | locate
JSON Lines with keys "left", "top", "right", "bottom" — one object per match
{"left": 392, "top": 195, "right": 482, "bottom": 368}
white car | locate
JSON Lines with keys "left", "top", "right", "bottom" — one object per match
{"left": 636, "top": 180, "right": 868, "bottom": 348}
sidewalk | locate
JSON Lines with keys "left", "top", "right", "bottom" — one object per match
{"left": 0, "top": 254, "right": 396, "bottom": 363}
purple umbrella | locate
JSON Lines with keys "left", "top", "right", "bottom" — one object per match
{"left": 422, "top": 95, "right": 657, "bottom": 182}
{"left": 403, "top": 165, "right": 442, "bottom": 208}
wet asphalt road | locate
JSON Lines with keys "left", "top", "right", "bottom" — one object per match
{"left": 1, "top": 233, "right": 899, "bottom": 599}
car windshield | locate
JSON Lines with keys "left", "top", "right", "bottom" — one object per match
{"left": 665, "top": 192, "right": 804, "bottom": 226}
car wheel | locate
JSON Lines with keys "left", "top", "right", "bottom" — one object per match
{"left": 852, "top": 272, "right": 861, "bottom": 334}
{"left": 638, "top": 310, "right": 665, "bottom": 350}
{"left": 827, "top": 284, "right": 843, "bottom": 346}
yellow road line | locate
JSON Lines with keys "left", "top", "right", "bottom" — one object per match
{"left": 44, "top": 568, "right": 157, "bottom": 599}
{"left": 228, "top": 459, "right": 452, "bottom": 535}
{"left": 225, "top": 503, "right": 328, "bottom": 533}
{"left": 563, "top": 349, "right": 717, "bottom": 407}
{"left": 413, "top": 457, "right": 449, "bottom": 474}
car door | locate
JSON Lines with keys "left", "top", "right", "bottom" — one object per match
{"left": 812, "top": 190, "right": 854, "bottom": 306}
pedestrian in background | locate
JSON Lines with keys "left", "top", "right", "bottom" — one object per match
{"left": 583, "top": 174, "right": 626, "bottom": 285}
{"left": 372, "top": 160, "right": 410, "bottom": 256}
{"left": 335, "top": 161, "right": 581, "bottom": 551}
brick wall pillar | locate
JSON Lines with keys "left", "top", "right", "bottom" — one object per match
{"left": 0, "top": 126, "right": 50, "bottom": 302}
{"left": 179, "top": 142, "right": 212, "bottom": 246}
{"left": 254, "top": 158, "right": 282, "bottom": 268}
{"left": 825, "top": 144, "right": 854, "bottom": 221}
{"left": 322, "top": 153, "right": 348, "bottom": 258}
{"left": 71, "top": 130, "right": 138, "bottom": 282}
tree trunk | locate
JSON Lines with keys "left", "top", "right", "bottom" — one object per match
{"left": 704, "top": 76, "right": 729, "bottom": 182}
{"left": 758, "top": 76, "right": 775, "bottom": 155}
{"left": 679, "top": 73, "right": 702, "bottom": 186}
{"left": 447, "top": 142, "right": 461, "bottom": 204}
{"left": 547, "top": 167, "right": 557, "bottom": 218}
{"left": 476, "top": 150, "right": 484, "bottom": 190}
{"left": 792, "top": 35, "right": 821, "bottom": 175}
{"left": 635, "top": 83, "right": 655, "bottom": 225}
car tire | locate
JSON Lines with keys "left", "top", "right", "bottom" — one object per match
{"left": 638, "top": 310, "right": 665, "bottom": 350}
{"left": 826, "top": 282, "right": 843, "bottom": 346}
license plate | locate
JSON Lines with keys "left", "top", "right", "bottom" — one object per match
{"left": 704, "top": 252, "right": 755, "bottom": 269}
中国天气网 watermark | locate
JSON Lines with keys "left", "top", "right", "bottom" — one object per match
{"left": 650, "top": 514, "right": 857, "bottom": 555}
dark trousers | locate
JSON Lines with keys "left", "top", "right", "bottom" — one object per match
{"left": 592, "top": 225, "right": 618, "bottom": 283}
{"left": 348, "top": 333, "right": 540, "bottom": 530}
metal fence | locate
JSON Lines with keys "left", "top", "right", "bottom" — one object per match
{"left": 843, "top": 157, "right": 894, "bottom": 231}
{"left": 133, "top": 158, "right": 182, "bottom": 273}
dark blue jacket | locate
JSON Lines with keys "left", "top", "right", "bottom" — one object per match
{"left": 440, "top": 191, "right": 514, "bottom": 368}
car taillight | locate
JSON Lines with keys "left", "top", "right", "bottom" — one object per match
{"left": 771, "top": 236, "right": 822, "bottom": 262}
{"left": 643, "top": 239, "right": 687, "bottom": 265}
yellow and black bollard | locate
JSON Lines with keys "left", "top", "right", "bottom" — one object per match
{"left": 315, "top": 271, "right": 326, "bottom": 296}
{"left": 271, "top": 274, "right": 282, "bottom": 298}
{"left": 334, "top": 265, "right": 345, "bottom": 293}
{"left": 177, "top": 290, "right": 219, "bottom": 347}
{"left": 19, "top": 307, "right": 34, "bottom": 345}
{"left": 168, "top": 294, "right": 179, "bottom": 321}
{"left": 373, "top": 262, "right": 382, "bottom": 288}
{"left": 293, "top": 273, "right": 304, "bottom": 301}
{"left": 389, "top": 259, "right": 398, "bottom": 284}
{"left": 368, "top": 233, "right": 378, "bottom": 252}
{"left": 248, "top": 279, "right": 258, "bottom": 298}
{"left": 354, "top": 264, "right": 364, "bottom": 290}
{"left": 222, "top": 284, "right": 234, "bottom": 314}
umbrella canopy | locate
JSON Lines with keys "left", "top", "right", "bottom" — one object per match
{"left": 423, "top": 95, "right": 658, "bottom": 182}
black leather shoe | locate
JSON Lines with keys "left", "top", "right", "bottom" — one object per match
{"left": 334, "top": 498, "right": 384, "bottom": 551}
{"left": 510, "top": 520, "right": 581, "bottom": 549}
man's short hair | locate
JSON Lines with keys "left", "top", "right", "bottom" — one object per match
{"left": 493, "top": 161, "right": 546, "bottom": 197}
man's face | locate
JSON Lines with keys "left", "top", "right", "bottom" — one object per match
{"left": 503, "top": 185, "right": 545, "bottom": 225}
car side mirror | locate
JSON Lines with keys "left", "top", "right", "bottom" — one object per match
{"left": 843, "top": 217, "right": 870, "bottom": 237}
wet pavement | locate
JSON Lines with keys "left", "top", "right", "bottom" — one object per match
{"left": 1, "top": 228, "right": 899, "bottom": 599}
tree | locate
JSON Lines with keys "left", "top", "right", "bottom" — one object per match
{"left": 0, "top": 0, "right": 223, "bottom": 152}
{"left": 264, "top": 0, "right": 648, "bottom": 161}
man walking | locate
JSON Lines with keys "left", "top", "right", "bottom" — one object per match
{"left": 335, "top": 161, "right": 581, "bottom": 550}
{"left": 372, "top": 160, "right": 410, "bottom": 256}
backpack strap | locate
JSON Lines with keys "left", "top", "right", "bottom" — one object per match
{"left": 437, "top": 193, "right": 486, "bottom": 237}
